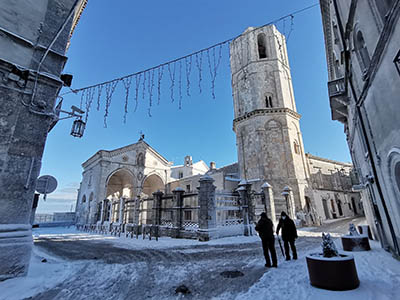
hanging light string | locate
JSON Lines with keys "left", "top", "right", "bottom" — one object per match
{"left": 60, "top": 3, "right": 319, "bottom": 124}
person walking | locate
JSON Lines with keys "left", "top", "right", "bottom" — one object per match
{"left": 276, "top": 211, "right": 298, "bottom": 260}
{"left": 255, "top": 212, "right": 278, "bottom": 268}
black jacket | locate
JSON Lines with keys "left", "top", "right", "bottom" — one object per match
{"left": 255, "top": 217, "right": 274, "bottom": 240}
{"left": 276, "top": 217, "right": 297, "bottom": 241}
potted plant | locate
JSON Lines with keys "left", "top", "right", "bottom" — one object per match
{"left": 306, "top": 233, "right": 360, "bottom": 290}
{"left": 341, "top": 223, "right": 371, "bottom": 251}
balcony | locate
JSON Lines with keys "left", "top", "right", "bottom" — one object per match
{"left": 327, "top": 77, "right": 349, "bottom": 124}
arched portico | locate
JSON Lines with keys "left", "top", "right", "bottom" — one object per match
{"left": 104, "top": 169, "right": 136, "bottom": 223}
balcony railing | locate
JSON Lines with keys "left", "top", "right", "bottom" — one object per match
{"left": 328, "top": 77, "right": 347, "bottom": 100}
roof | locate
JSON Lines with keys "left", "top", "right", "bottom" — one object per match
{"left": 82, "top": 139, "right": 170, "bottom": 169}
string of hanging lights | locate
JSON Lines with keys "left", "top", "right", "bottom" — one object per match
{"left": 60, "top": 3, "right": 319, "bottom": 132}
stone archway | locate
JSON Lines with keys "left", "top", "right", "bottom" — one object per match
{"left": 142, "top": 173, "right": 164, "bottom": 197}
{"left": 140, "top": 173, "right": 164, "bottom": 224}
{"left": 105, "top": 169, "right": 135, "bottom": 223}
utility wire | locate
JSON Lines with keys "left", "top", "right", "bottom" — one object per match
{"left": 61, "top": 3, "right": 319, "bottom": 96}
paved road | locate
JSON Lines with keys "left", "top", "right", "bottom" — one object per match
{"left": 27, "top": 216, "right": 366, "bottom": 300}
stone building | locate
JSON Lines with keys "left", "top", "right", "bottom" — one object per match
{"left": 0, "top": 0, "right": 87, "bottom": 280}
{"left": 320, "top": 0, "right": 400, "bottom": 256}
{"left": 76, "top": 25, "right": 364, "bottom": 231}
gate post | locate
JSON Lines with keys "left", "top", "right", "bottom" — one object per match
{"left": 262, "top": 182, "right": 276, "bottom": 224}
{"left": 153, "top": 190, "right": 163, "bottom": 226}
{"left": 172, "top": 187, "right": 184, "bottom": 238}
{"left": 237, "top": 180, "right": 253, "bottom": 236}
{"left": 197, "top": 175, "right": 216, "bottom": 241}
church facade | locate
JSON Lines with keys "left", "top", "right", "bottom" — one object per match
{"left": 76, "top": 25, "right": 364, "bottom": 228}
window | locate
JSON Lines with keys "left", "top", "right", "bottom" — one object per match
{"left": 137, "top": 153, "right": 145, "bottom": 166}
{"left": 179, "top": 171, "right": 183, "bottom": 179}
{"left": 186, "top": 184, "right": 191, "bottom": 192}
{"left": 332, "top": 21, "right": 340, "bottom": 44}
{"left": 82, "top": 195, "right": 86, "bottom": 203}
{"left": 294, "top": 140, "right": 301, "bottom": 154}
{"left": 257, "top": 33, "right": 267, "bottom": 59}
{"left": 354, "top": 30, "right": 370, "bottom": 74}
{"left": 265, "top": 96, "right": 273, "bottom": 108}
{"left": 184, "top": 210, "right": 192, "bottom": 221}
{"left": 395, "top": 162, "right": 400, "bottom": 192}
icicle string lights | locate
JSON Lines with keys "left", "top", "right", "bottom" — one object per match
{"left": 61, "top": 3, "right": 318, "bottom": 125}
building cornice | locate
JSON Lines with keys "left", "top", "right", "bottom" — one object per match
{"left": 232, "top": 108, "right": 301, "bottom": 130}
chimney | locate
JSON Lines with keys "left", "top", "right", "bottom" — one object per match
{"left": 210, "top": 162, "right": 216, "bottom": 170}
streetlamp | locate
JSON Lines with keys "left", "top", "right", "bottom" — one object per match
{"left": 281, "top": 186, "right": 292, "bottom": 218}
{"left": 70, "top": 117, "right": 86, "bottom": 137}
{"left": 51, "top": 100, "right": 86, "bottom": 138}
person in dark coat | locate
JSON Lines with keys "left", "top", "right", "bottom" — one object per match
{"left": 276, "top": 211, "right": 298, "bottom": 260}
{"left": 255, "top": 212, "right": 278, "bottom": 268}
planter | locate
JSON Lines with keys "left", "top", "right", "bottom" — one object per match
{"left": 341, "top": 235, "right": 371, "bottom": 251}
{"left": 306, "top": 253, "right": 360, "bottom": 291}
{"left": 358, "top": 225, "right": 373, "bottom": 239}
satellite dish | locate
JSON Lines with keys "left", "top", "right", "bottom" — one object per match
{"left": 36, "top": 175, "right": 58, "bottom": 195}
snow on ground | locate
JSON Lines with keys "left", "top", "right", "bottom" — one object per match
{"left": 1, "top": 224, "right": 400, "bottom": 300}
{"left": 0, "top": 244, "right": 80, "bottom": 300}
{"left": 231, "top": 239, "right": 400, "bottom": 300}
{"left": 31, "top": 226, "right": 261, "bottom": 250}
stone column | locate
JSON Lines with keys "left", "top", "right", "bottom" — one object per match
{"left": 134, "top": 197, "right": 140, "bottom": 224}
{"left": 153, "top": 190, "right": 164, "bottom": 226}
{"left": 172, "top": 187, "right": 184, "bottom": 238}
{"left": 197, "top": 175, "right": 216, "bottom": 241}
{"left": 118, "top": 198, "right": 124, "bottom": 224}
{"left": 100, "top": 200, "right": 105, "bottom": 223}
{"left": 262, "top": 182, "right": 276, "bottom": 224}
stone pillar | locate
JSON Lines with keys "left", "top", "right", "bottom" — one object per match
{"left": 134, "top": 197, "right": 140, "bottom": 224}
{"left": 100, "top": 200, "right": 105, "bottom": 223}
{"left": 238, "top": 180, "right": 254, "bottom": 236}
{"left": 262, "top": 182, "right": 276, "bottom": 224}
{"left": 172, "top": 187, "right": 184, "bottom": 238}
{"left": 118, "top": 198, "right": 124, "bottom": 224}
{"left": 153, "top": 190, "right": 164, "bottom": 226}
{"left": 197, "top": 175, "right": 216, "bottom": 241}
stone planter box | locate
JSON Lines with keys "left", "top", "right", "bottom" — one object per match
{"left": 306, "top": 253, "right": 360, "bottom": 291}
{"left": 341, "top": 235, "right": 371, "bottom": 251}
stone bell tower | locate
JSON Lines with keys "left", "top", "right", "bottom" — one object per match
{"left": 230, "top": 25, "right": 309, "bottom": 217}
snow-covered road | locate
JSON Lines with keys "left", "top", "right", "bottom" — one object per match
{"left": 1, "top": 217, "right": 399, "bottom": 300}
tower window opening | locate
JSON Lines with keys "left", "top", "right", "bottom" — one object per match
{"left": 294, "top": 140, "right": 301, "bottom": 154}
{"left": 257, "top": 33, "right": 267, "bottom": 59}
{"left": 265, "top": 96, "right": 273, "bottom": 108}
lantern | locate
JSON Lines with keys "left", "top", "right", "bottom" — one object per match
{"left": 70, "top": 118, "right": 86, "bottom": 137}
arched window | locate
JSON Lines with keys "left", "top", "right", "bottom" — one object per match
{"left": 82, "top": 195, "right": 86, "bottom": 203}
{"left": 137, "top": 153, "right": 145, "bottom": 167}
{"left": 294, "top": 140, "right": 301, "bottom": 154}
{"left": 265, "top": 96, "right": 273, "bottom": 108}
{"left": 395, "top": 162, "right": 400, "bottom": 192}
{"left": 354, "top": 30, "right": 370, "bottom": 73}
{"left": 257, "top": 33, "right": 267, "bottom": 59}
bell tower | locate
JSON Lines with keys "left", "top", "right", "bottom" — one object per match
{"left": 230, "top": 25, "right": 309, "bottom": 216}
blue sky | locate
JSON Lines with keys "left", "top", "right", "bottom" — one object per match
{"left": 37, "top": 0, "right": 350, "bottom": 213}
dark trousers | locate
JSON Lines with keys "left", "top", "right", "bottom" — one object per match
{"left": 261, "top": 237, "right": 277, "bottom": 266}
{"left": 283, "top": 239, "right": 297, "bottom": 259}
